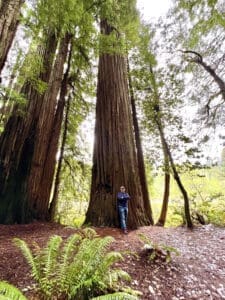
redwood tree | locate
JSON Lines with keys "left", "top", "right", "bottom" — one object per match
{"left": 0, "top": 32, "right": 60, "bottom": 223}
{"left": 85, "top": 18, "right": 153, "bottom": 228}
{"left": 0, "top": 0, "right": 95, "bottom": 223}
{"left": 0, "top": 0, "right": 24, "bottom": 73}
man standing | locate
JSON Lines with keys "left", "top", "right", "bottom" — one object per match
{"left": 117, "top": 186, "right": 130, "bottom": 234}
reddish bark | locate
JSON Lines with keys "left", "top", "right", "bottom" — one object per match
{"left": 0, "top": 0, "right": 24, "bottom": 73}
{"left": 0, "top": 33, "right": 70, "bottom": 223}
{"left": 85, "top": 20, "right": 153, "bottom": 229}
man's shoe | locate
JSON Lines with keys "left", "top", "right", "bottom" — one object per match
{"left": 123, "top": 229, "right": 128, "bottom": 234}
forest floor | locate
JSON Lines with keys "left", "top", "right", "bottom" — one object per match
{"left": 0, "top": 222, "right": 225, "bottom": 300}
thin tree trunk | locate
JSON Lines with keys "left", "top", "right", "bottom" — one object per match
{"left": 49, "top": 43, "right": 73, "bottom": 220}
{"left": 156, "top": 128, "right": 170, "bottom": 226}
{"left": 155, "top": 108, "right": 171, "bottom": 227}
{"left": 85, "top": 19, "right": 152, "bottom": 229}
{"left": 156, "top": 118, "right": 193, "bottom": 229}
{"left": 0, "top": 0, "right": 24, "bottom": 73}
{"left": 127, "top": 58, "right": 154, "bottom": 224}
{"left": 183, "top": 50, "right": 225, "bottom": 101}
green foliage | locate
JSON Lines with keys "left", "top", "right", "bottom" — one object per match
{"left": 150, "top": 166, "right": 225, "bottom": 227}
{"left": 0, "top": 281, "right": 27, "bottom": 300}
{"left": 14, "top": 228, "right": 132, "bottom": 300}
{"left": 91, "top": 292, "right": 139, "bottom": 300}
{"left": 0, "top": 86, "right": 26, "bottom": 105}
{"left": 139, "top": 234, "right": 180, "bottom": 263}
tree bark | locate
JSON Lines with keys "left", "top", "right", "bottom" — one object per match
{"left": 85, "top": 19, "right": 153, "bottom": 229}
{"left": 0, "top": 0, "right": 24, "bottom": 73}
{"left": 0, "top": 32, "right": 68, "bottom": 224}
{"left": 155, "top": 118, "right": 193, "bottom": 229}
{"left": 26, "top": 34, "right": 71, "bottom": 220}
{"left": 156, "top": 128, "right": 170, "bottom": 226}
{"left": 183, "top": 50, "right": 225, "bottom": 102}
{"left": 49, "top": 42, "right": 73, "bottom": 220}
{"left": 127, "top": 58, "right": 154, "bottom": 224}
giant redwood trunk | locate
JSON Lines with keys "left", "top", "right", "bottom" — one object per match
{"left": 0, "top": 0, "right": 24, "bottom": 73}
{"left": 0, "top": 33, "right": 70, "bottom": 223}
{"left": 85, "top": 20, "right": 153, "bottom": 229}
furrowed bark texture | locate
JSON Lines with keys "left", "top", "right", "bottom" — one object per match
{"left": 27, "top": 34, "right": 70, "bottom": 220}
{"left": 0, "top": 0, "right": 24, "bottom": 73}
{"left": 0, "top": 33, "right": 70, "bottom": 223}
{"left": 128, "top": 59, "right": 154, "bottom": 225}
{"left": 85, "top": 20, "right": 152, "bottom": 229}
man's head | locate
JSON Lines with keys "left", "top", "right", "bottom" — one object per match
{"left": 120, "top": 186, "right": 125, "bottom": 192}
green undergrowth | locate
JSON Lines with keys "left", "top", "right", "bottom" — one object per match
{"left": 14, "top": 228, "right": 140, "bottom": 300}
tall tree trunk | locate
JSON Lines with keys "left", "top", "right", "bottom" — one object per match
{"left": 155, "top": 118, "right": 193, "bottom": 229}
{"left": 0, "top": 0, "right": 24, "bottom": 73}
{"left": 156, "top": 125, "right": 170, "bottom": 226}
{"left": 127, "top": 58, "right": 154, "bottom": 224}
{"left": 25, "top": 33, "right": 71, "bottom": 220}
{"left": 0, "top": 32, "right": 59, "bottom": 224}
{"left": 48, "top": 42, "right": 73, "bottom": 220}
{"left": 85, "top": 19, "right": 153, "bottom": 229}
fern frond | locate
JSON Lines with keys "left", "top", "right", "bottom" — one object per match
{"left": 0, "top": 281, "right": 27, "bottom": 300}
{"left": 109, "top": 269, "right": 131, "bottom": 283}
{"left": 91, "top": 292, "right": 139, "bottom": 300}
{"left": 42, "top": 235, "right": 62, "bottom": 279}
{"left": 13, "top": 238, "right": 40, "bottom": 282}
{"left": 101, "top": 251, "right": 124, "bottom": 268}
{"left": 57, "top": 234, "right": 82, "bottom": 288}
{"left": 37, "top": 235, "right": 63, "bottom": 296}
{"left": 82, "top": 228, "right": 98, "bottom": 239}
{"left": 69, "top": 236, "right": 114, "bottom": 297}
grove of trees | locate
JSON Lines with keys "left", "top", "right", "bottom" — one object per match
{"left": 0, "top": 0, "right": 225, "bottom": 228}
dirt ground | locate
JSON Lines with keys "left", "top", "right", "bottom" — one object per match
{"left": 0, "top": 222, "right": 225, "bottom": 299}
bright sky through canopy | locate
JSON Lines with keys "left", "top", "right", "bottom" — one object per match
{"left": 137, "top": 0, "right": 172, "bottom": 20}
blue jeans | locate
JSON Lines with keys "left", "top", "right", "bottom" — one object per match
{"left": 118, "top": 205, "right": 128, "bottom": 229}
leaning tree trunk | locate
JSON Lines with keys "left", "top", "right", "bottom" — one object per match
{"left": 0, "top": 0, "right": 24, "bottom": 73}
{"left": 182, "top": 50, "right": 225, "bottom": 102}
{"left": 85, "top": 19, "right": 153, "bottom": 229}
{"left": 155, "top": 118, "right": 193, "bottom": 229}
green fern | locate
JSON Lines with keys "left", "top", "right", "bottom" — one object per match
{"left": 13, "top": 238, "right": 41, "bottom": 282}
{"left": 91, "top": 292, "right": 139, "bottom": 299}
{"left": 14, "top": 229, "right": 134, "bottom": 300}
{"left": 0, "top": 281, "right": 27, "bottom": 300}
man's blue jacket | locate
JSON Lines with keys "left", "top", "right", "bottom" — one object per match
{"left": 117, "top": 192, "right": 130, "bottom": 207}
